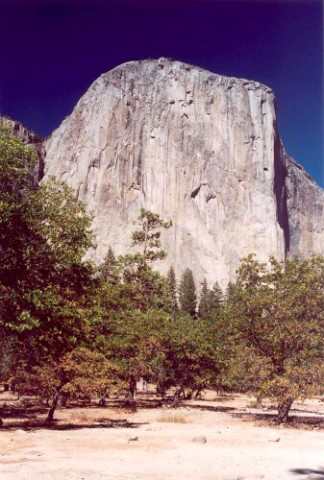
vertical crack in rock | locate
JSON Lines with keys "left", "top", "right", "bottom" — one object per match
{"left": 273, "top": 132, "right": 290, "bottom": 256}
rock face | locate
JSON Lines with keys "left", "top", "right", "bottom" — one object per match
{"left": 286, "top": 155, "right": 324, "bottom": 258}
{"left": 44, "top": 58, "right": 324, "bottom": 287}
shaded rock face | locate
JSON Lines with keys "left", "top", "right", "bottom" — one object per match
{"left": 0, "top": 116, "right": 44, "bottom": 182}
{"left": 44, "top": 58, "right": 324, "bottom": 287}
{"left": 286, "top": 155, "right": 324, "bottom": 258}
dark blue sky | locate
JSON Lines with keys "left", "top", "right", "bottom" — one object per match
{"left": 1, "top": 0, "right": 323, "bottom": 186}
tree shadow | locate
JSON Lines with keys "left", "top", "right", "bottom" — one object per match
{"left": 289, "top": 407, "right": 324, "bottom": 417}
{"left": 204, "top": 394, "right": 236, "bottom": 402}
{"left": 106, "top": 398, "right": 164, "bottom": 409}
{"left": 232, "top": 410, "right": 324, "bottom": 428}
{"left": 0, "top": 398, "right": 149, "bottom": 431}
{"left": 179, "top": 402, "right": 235, "bottom": 413}
{"left": 0, "top": 404, "right": 48, "bottom": 419}
{"left": 290, "top": 468, "right": 324, "bottom": 479}
{"left": 0, "top": 418, "right": 146, "bottom": 432}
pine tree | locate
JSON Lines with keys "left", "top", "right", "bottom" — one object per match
{"left": 198, "top": 278, "right": 210, "bottom": 318}
{"left": 179, "top": 268, "right": 197, "bottom": 317}
{"left": 120, "top": 209, "right": 172, "bottom": 311}
{"left": 208, "top": 281, "right": 223, "bottom": 314}
{"left": 99, "top": 246, "right": 119, "bottom": 284}
{"left": 225, "top": 281, "right": 238, "bottom": 306}
{"left": 167, "top": 265, "right": 178, "bottom": 319}
{"left": 131, "top": 208, "right": 172, "bottom": 264}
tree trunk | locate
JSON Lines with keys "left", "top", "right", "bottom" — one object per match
{"left": 46, "top": 392, "right": 60, "bottom": 424}
{"left": 194, "top": 388, "right": 203, "bottom": 400}
{"left": 129, "top": 376, "right": 136, "bottom": 400}
{"left": 59, "top": 393, "right": 67, "bottom": 407}
{"left": 156, "top": 383, "right": 166, "bottom": 400}
{"left": 256, "top": 394, "right": 263, "bottom": 408}
{"left": 171, "top": 387, "right": 183, "bottom": 407}
{"left": 277, "top": 398, "right": 293, "bottom": 423}
{"left": 184, "top": 389, "right": 193, "bottom": 400}
{"left": 126, "top": 377, "right": 137, "bottom": 412}
{"left": 99, "top": 396, "right": 106, "bottom": 407}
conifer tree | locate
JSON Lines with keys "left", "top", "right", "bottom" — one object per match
{"left": 179, "top": 268, "right": 197, "bottom": 317}
{"left": 198, "top": 280, "right": 223, "bottom": 319}
{"left": 121, "top": 209, "right": 172, "bottom": 311}
{"left": 99, "top": 246, "right": 119, "bottom": 284}
{"left": 225, "top": 281, "right": 236, "bottom": 302}
{"left": 198, "top": 278, "right": 210, "bottom": 318}
{"left": 131, "top": 208, "right": 172, "bottom": 264}
{"left": 208, "top": 281, "right": 223, "bottom": 315}
{"left": 167, "top": 265, "right": 178, "bottom": 318}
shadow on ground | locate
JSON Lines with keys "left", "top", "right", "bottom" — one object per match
{"left": 1, "top": 395, "right": 324, "bottom": 431}
{"left": 0, "top": 401, "right": 148, "bottom": 432}
{"left": 182, "top": 403, "right": 236, "bottom": 413}
{"left": 232, "top": 410, "right": 324, "bottom": 429}
{"left": 0, "top": 417, "right": 146, "bottom": 432}
{"left": 0, "top": 404, "right": 48, "bottom": 420}
{"left": 290, "top": 468, "right": 324, "bottom": 479}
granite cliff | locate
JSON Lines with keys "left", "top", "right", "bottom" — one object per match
{"left": 11, "top": 58, "right": 324, "bottom": 287}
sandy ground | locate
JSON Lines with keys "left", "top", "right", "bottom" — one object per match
{"left": 0, "top": 394, "right": 323, "bottom": 480}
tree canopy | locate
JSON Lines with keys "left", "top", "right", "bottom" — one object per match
{"left": 230, "top": 254, "right": 324, "bottom": 422}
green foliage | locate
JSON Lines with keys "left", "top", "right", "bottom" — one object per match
{"left": 0, "top": 174, "right": 95, "bottom": 361}
{"left": 15, "top": 348, "right": 122, "bottom": 418}
{"left": 0, "top": 126, "right": 36, "bottom": 200}
{"left": 94, "top": 210, "right": 173, "bottom": 400}
{"left": 0, "top": 133, "right": 94, "bottom": 338}
{"left": 179, "top": 268, "right": 197, "bottom": 317}
{"left": 0, "top": 129, "right": 97, "bottom": 421}
{"left": 230, "top": 254, "right": 324, "bottom": 422}
{"left": 153, "top": 313, "right": 230, "bottom": 399}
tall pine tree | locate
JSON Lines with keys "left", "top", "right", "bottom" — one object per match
{"left": 99, "top": 246, "right": 119, "bottom": 284}
{"left": 198, "top": 278, "right": 210, "bottom": 318}
{"left": 208, "top": 281, "right": 223, "bottom": 315}
{"left": 179, "top": 268, "right": 197, "bottom": 318}
{"left": 167, "top": 265, "right": 178, "bottom": 319}
{"left": 198, "top": 280, "right": 223, "bottom": 319}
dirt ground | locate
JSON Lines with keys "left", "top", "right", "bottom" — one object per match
{"left": 0, "top": 393, "right": 323, "bottom": 480}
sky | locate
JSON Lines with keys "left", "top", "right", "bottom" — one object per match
{"left": 1, "top": 0, "right": 323, "bottom": 186}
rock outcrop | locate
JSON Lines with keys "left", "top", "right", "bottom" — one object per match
{"left": 42, "top": 58, "right": 324, "bottom": 287}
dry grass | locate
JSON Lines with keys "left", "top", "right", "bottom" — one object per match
{"left": 247, "top": 399, "right": 263, "bottom": 409}
{"left": 156, "top": 413, "right": 190, "bottom": 424}
{"left": 69, "top": 411, "right": 92, "bottom": 423}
